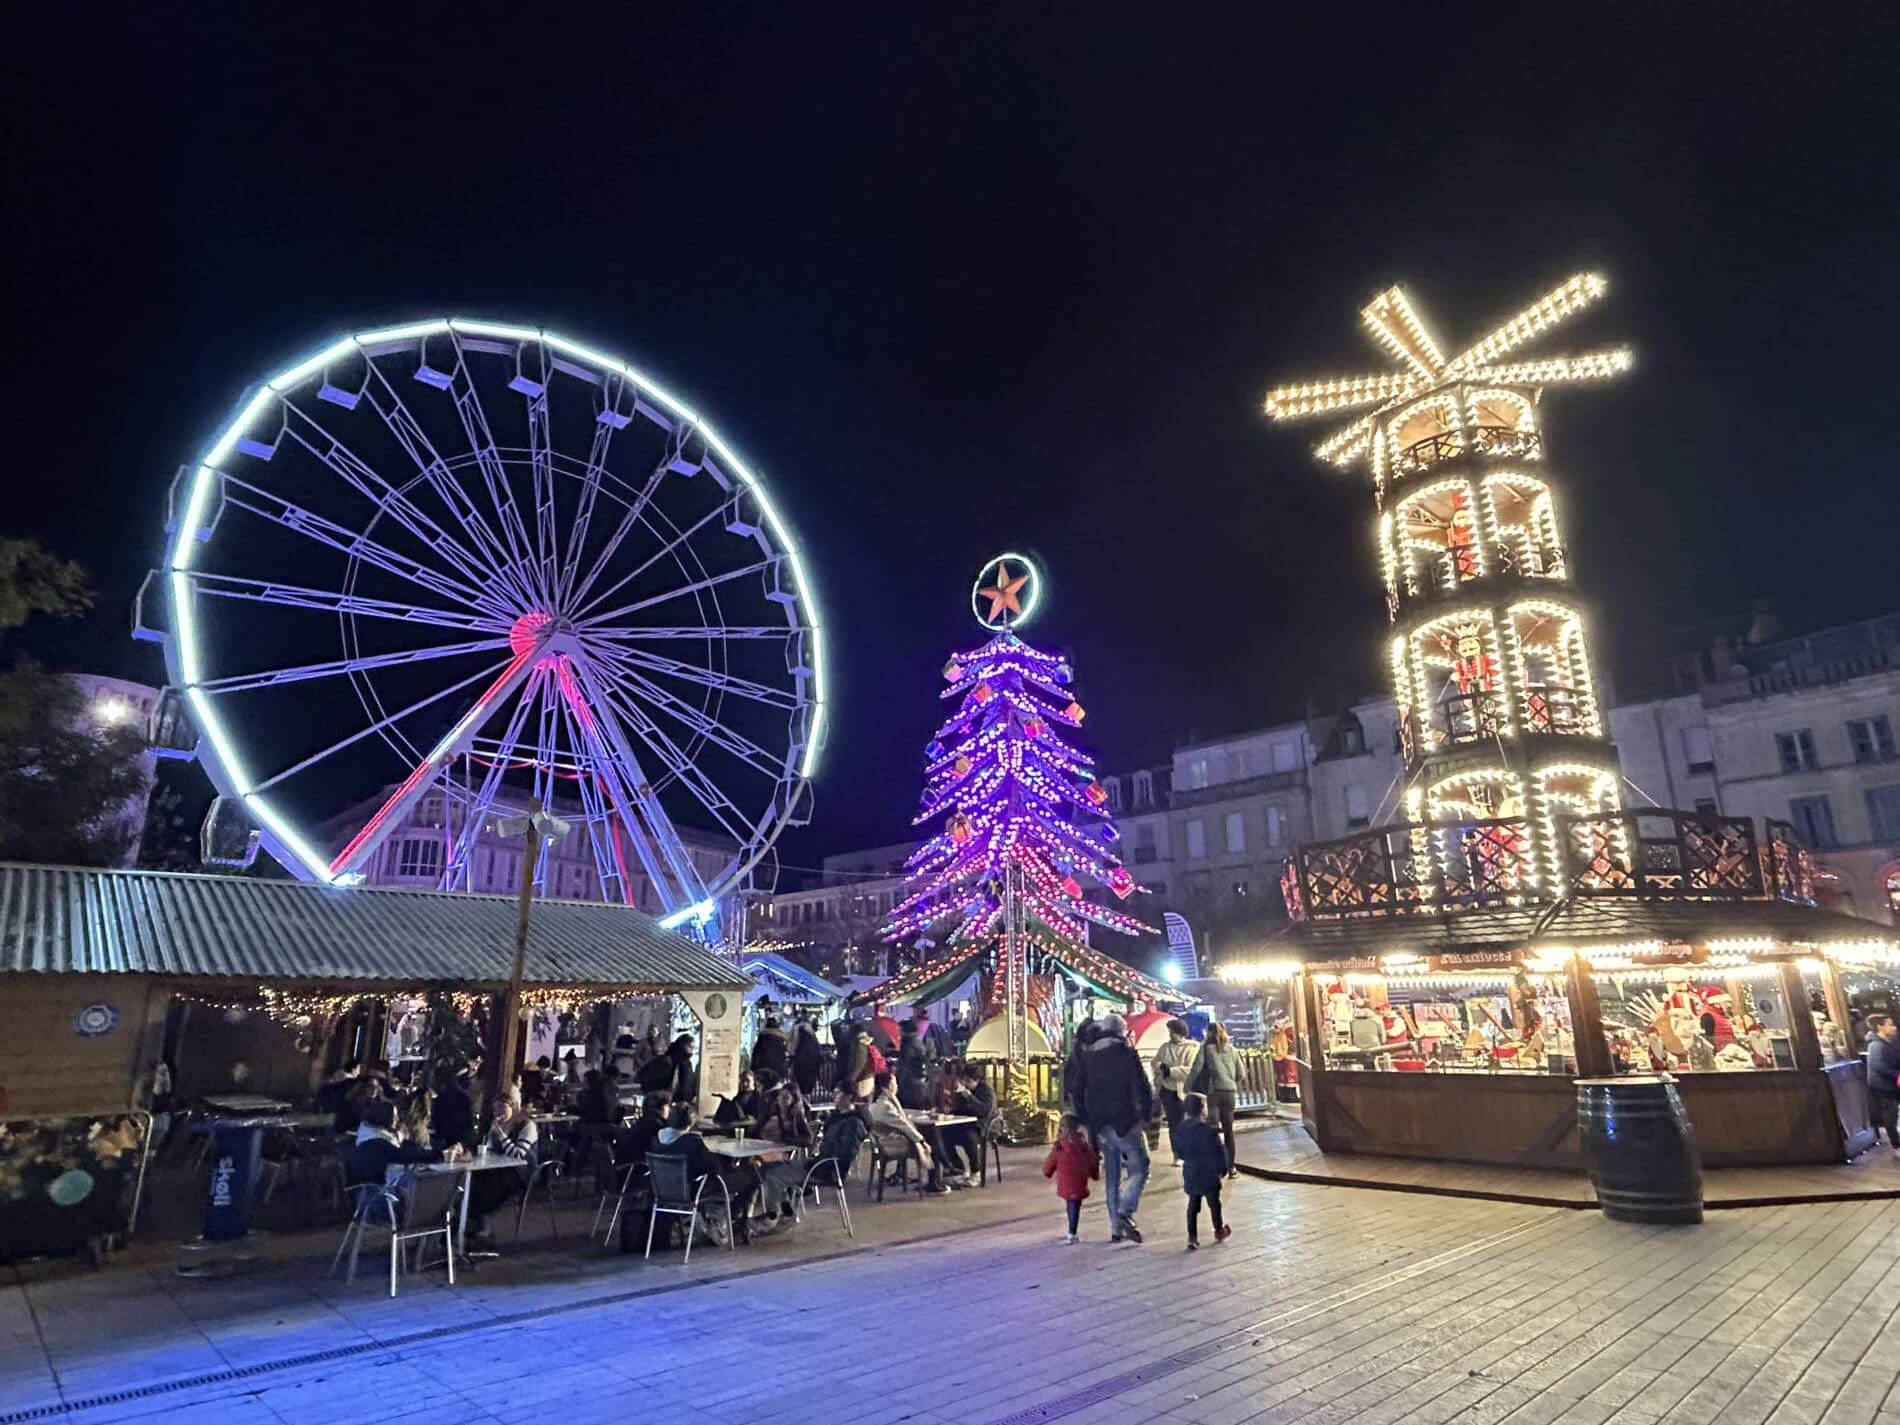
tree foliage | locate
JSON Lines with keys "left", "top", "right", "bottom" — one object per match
{"left": 0, "top": 659, "right": 149, "bottom": 864}
{"left": 0, "top": 537, "right": 91, "bottom": 632}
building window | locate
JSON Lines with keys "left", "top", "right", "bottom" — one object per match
{"left": 1133, "top": 771, "right": 1154, "bottom": 809}
{"left": 1182, "top": 757, "right": 1210, "bottom": 791}
{"left": 1231, "top": 879, "right": 1250, "bottom": 901}
{"left": 1694, "top": 798, "right": 1719, "bottom": 817}
{"left": 1867, "top": 784, "right": 1900, "bottom": 841}
{"left": 1273, "top": 741, "right": 1300, "bottom": 772}
{"left": 1105, "top": 778, "right": 1123, "bottom": 813}
{"left": 1148, "top": 880, "right": 1168, "bottom": 899}
{"left": 1847, "top": 715, "right": 1897, "bottom": 764}
{"left": 1789, "top": 794, "right": 1838, "bottom": 849}
{"left": 1232, "top": 749, "right": 1251, "bottom": 778}
{"left": 1345, "top": 785, "right": 1370, "bottom": 828}
{"left": 1776, "top": 729, "right": 1818, "bottom": 773}
{"left": 1186, "top": 819, "right": 1207, "bottom": 860}
{"left": 1224, "top": 812, "right": 1246, "bottom": 854}
{"left": 1266, "top": 806, "right": 1284, "bottom": 847}
{"left": 394, "top": 838, "right": 442, "bottom": 878}
{"left": 1681, "top": 726, "right": 1715, "bottom": 775}
{"left": 1133, "top": 824, "right": 1158, "bottom": 864}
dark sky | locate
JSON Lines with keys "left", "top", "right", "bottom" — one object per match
{"left": 9, "top": 5, "right": 1898, "bottom": 873}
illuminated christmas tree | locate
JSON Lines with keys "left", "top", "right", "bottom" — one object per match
{"left": 870, "top": 553, "right": 1168, "bottom": 1067}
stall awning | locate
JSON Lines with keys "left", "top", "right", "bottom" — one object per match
{"left": 0, "top": 862, "right": 749, "bottom": 992}
{"left": 740, "top": 951, "right": 846, "bottom": 1003}
{"left": 1233, "top": 896, "right": 1895, "bottom": 964}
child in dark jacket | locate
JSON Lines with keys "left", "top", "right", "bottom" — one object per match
{"left": 1042, "top": 1113, "right": 1101, "bottom": 1243}
{"left": 1170, "top": 1093, "right": 1231, "bottom": 1249}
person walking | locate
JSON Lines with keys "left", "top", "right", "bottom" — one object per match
{"left": 1171, "top": 1093, "right": 1231, "bottom": 1249}
{"left": 1192, "top": 1021, "right": 1241, "bottom": 1178}
{"left": 1151, "top": 1019, "right": 1197, "bottom": 1161}
{"left": 896, "top": 1021, "right": 929, "bottom": 1108}
{"left": 751, "top": 1016, "right": 791, "bottom": 1081}
{"left": 1074, "top": 1012, "right": 1153, "bottom": 1243}
{"left": 1866, "top": 1014, "right": 1900, "bottom": 1154}
{"left": 1042, "top": 1113, "right": 1100, "bottom": 1244}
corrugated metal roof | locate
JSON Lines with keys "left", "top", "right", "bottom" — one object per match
{"left": 0, "top": 863, "right": 749, "bottom": 991}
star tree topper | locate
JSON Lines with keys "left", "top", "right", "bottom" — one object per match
{"left": 972, "top": 550, "right": 1041, "bottom": 631}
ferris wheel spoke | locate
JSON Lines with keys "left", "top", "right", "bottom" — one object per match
{"left": 590, "top": 643, "right": 801, "bottom": 711}
{"left": 588, "top": 624, "right": 793, "bottom": 642}
{"left": 555, "top": 408, "right": 623, "bottom": 608}
{"left": 570, "top": 490, "right": 753, "bottom": 626}
{"left": 578, "top": 555, "right": 781, "bottom": 629}
{"left": 558, "top": 658, "right": 713, "bottom": 904}
{"left": 563, "top": 454, "right": 669, "bottom": 614}
{"left": 192, "top": 636, "right": 513, "bottom": 696}
{"left": 445, "top": 342, "right": 549, "bottom": 607}
{"left": 250, "top": 651, "right": 519, "bottom": 796}
{"left": 327, "top": 646, "right": 541, "bottom": 877}
{"left": 278, "top": 398, "right": 511, "bottom": 607}
{"left": 441, "top": 667, "right": 549, "bottom": 889}
{"left": 217, "top": 474, "right": 505, "bottom": 619}
{"left": 550, "top": 686, "right": 633, "bottom": 906}
{"left": 358, "top": 366, "right": 544, "bottom": 611}
{"left": 183, "top": 570, "right": 508, "bottom": 635}
{"left": 586, "top": 645, "right": 785, "bottom": 778}
{"left": 521, "top": 351, "right": 562, "bottom": 604}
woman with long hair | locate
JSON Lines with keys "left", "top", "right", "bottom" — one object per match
{"left": 1191, "top": 1021, "right": 1241, "bottom": 1178}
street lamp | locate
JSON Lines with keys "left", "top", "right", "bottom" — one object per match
{"left": 490, "top": 798, "right": 572, "bottom": 1110}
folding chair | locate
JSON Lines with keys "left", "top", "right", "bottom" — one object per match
{"left": 331, "top": 1183, "right": 397, "bottom": 1285}
{"left": 978, "top": 1119, "right": 1004, "bottom": 1185}
{"left": 587, "top": 1140, "right": 645, "bottom": 1245}
{"left": 387, "top": 1170, "right": 459, "bottom": 1297}
{"left": 644, "top": 1152, "right": 732, "bottom": 1264}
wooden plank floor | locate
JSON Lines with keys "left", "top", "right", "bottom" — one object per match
{"left": 1235, "top": 1114, "right": 1900, "bottom": 1208}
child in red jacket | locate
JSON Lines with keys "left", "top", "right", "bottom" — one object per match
{"left": 1042, "top": 1113, "right": 1100, "bottom": 1243}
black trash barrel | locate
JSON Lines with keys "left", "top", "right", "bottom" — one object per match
{"left": 1576, "top": 1075, "right": 1703, "bottom": 1224}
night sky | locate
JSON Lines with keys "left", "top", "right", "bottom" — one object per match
{"left": 9, "top": 6, "right": 1897, "bottom": 873}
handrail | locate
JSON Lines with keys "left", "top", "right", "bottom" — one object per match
{"left": 1392, "top": 426, "right": 1542, "bottom": 477}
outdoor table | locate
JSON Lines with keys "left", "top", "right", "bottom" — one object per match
{"left": 700, "top": 1138, "right": 796, "bottom": 1161}
{"left": 404, "top": 1150, "right": 530, "bottom": 1258}
{"left": 201, "top": 1094, "right": 292, "bottom": 1115}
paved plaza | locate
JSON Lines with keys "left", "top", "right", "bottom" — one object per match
{"left": 3, "top": 1136, "right": 1896, "bottom": 1425}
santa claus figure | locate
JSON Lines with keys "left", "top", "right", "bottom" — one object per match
{"left": 1447, "top": 492, "right": 1479, "bottom": 581}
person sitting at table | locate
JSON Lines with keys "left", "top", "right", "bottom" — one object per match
{"left": 615, "top": 1091, "right": 669, "bottom": 1168}
{"left": 521, "top": 1056, "right": 552, "bottom": 1107}
{"left": 715, "top": 1070, "right": 763, "bottom": 1128}
{"left": 336, "top": 1074, "right": 382, "bottom": 1137}
{"left": 653, "top": 1099, "right": 757, "bottom": 1243}
{"left": 942, "top": 1064, "right": 996, "bottom": 1183}
{"left": 932, "top": 1059, "right": 962, "bottom": 1113}
{"left": 346, "top": 1098, "right": 444, "bottom": 1185}
{"left": 868, "top": 1073, "right": 945, "bottom": 1193}
{"left": 461, "top": 1094, "right": 539, "bottom": 1242}
{"left": 431, "top": 1072, "right": 476, "bottom": 1150}
{"left": 755, "top": 1084, "right": 812, "bottom": 1148}
{"left": 578, "top": 1069, "right": 617, "bottom": 1129}
{"left": 400, "top": 1089, "right": 434, "bottom": 1150}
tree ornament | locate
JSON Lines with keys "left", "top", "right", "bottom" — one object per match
{"left": 971, "top": 681, "right": 995, "bottom": 705}
{"left": 943, "top": 659, "right": 963, "bottom": 682}
{"left": 953, "top": 755, "right": 972, "bottom": 777}
{"left": 1084, "top": 782, "right": 1108, "bottom": 806}
{"left": 1064, "top": 700, "right": 1085, "bottom": 722}
{"left": 1100, "top": 823, "right": 1120, "bottom": 842}
{"left": 925, "top": 739, "right": 945, "bottom": 760}
{"left": 1061, "top": 875, "right": 1083, "bottom": 899}
{"left": 1055, "top": 664, "right": 1073, "bottom": 685}
{"left": 948, "top": 813, "right": 974, "bottom": 845}
{"left": 1108, "top": 866, "right": 1135, "bottom": 899}
{"left": 1023, "top": 717, "right": 1044, "bottom": 739}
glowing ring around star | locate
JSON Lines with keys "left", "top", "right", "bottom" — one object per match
{"left": 971, "top": 551, "right": 1042, "bottom": 632}
{"left": 161, "top": 317, "right": 827, "bottom": 903}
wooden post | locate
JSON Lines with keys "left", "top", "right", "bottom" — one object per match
{"left": 488, "top": 796, "right": 542, "bottom": 1114}
{"left": 1818, "top": 960, "right": 1853, "bottom": 1046}
{"left": 1778, "top": 961, "right": 1823, "bottom": 1070}
{"left": 1565, "top": 955, "right": 1614, "bottom": 1078}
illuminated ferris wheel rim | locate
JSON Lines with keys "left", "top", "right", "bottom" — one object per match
{"left": 161, "top": 316, "right": 827, "bottom": 913}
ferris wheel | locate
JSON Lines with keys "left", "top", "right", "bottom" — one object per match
{"left": 143, "top": 318, "right": 825, "bottom": 927}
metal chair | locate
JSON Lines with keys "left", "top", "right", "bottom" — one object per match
{"left": 644, "top": 1152, "right": 732, "bottom": 1264}
{"left": 331, "top": 1174, "right": 460, "bottom": 1296}
{"left": 512, "top": 1157, "right": 562, "bottom": 1245}
{"left": 587, "top": 1140, "right": 645, "bottom": 1245}
{"left": 794, "top": 1156, "right": 854, "bottom": 1237}
{"left": 978, "top": 1119, "right": 1004, "bottom": 1185}
{"left": 868, "top": 1130, "right": 927, "bottom": 1202}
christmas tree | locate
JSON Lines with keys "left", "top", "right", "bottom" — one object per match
{"left": 868, "top": 556, "right": 1171, "bottom": 1058}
